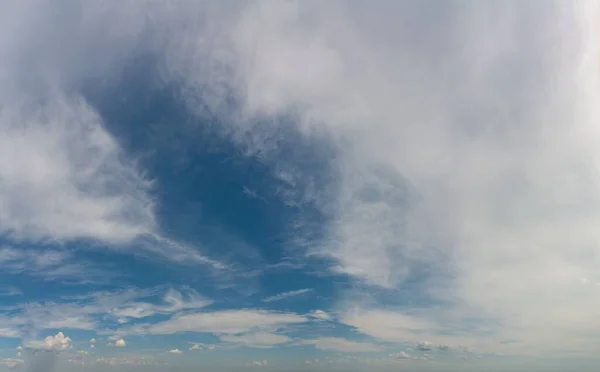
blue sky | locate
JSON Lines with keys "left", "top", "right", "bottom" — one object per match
{"left": 1, "top": 1, "right": 600, "bottom": 371}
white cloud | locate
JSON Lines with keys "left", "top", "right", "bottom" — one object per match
{"left": 95, "top": 356, "right": 157, "bottom": 366}
{"left": 0, "top": 286, "right": 22, "bottom": 297}
{"left": 416, "top": 341, "right": 433, "bottom": 351}
{"left": 15, "top": 346, "right": 21, "bottom": 351}
{"left": 125, "top": 309, "right": 307, "bottom": 335}
{"left": 220, "top": 332, "right": 291, "bottom": 348}
{"left": 77, "top": 350, "right": 89, "bottom": 355}
{"left": 107, "top": 338, "right": 126, "bottom": 347}
{"left": 0, "top": 95, "right": 155, "bottom": 245}
{"left": 89, "top": 338, "right": 96, "bottom": 343}
{"left": 0, "top": 4, "right": 228, "bottom": 269}
{"left": 308, "top": 309, "right": 332, "bottom": 321}
{"left": 262, "top": 288, "right": 312, "bottom": 303}
{"left": 0, "top": 286, "right": 211, "bottom": 337}
{"left": 249, "top": 360, "right": 268, "bottom": 366}
{"left": 0, "top": 358, "right": 23, "bottom": 369}
{"left": 189, "top": 344, "right": 201, "bottom": 351}
{"left": 3, "top": 0, "right": 600, "bottom": 357}
{"left": 0, "top": 328, "right": 20, "bottom": 338}
{"left": 217, "top": 0, "right": 600, "bottom": 356}
{"left": 302, "top": 337, "right": 385, "bottom": 353}
{"left": 168, "top": 348, "right": 182, "bottom": 354}
{"left": 0, "top": 247, "right": 108, "bottom": 283}
{"left": 26, "top": 332, "right": 72, "bottom": 352}
{"left": 90, "top": 345, "right": 95, "bottom": 349}
{"left": 390, "top": 351, "right": 410, "bottom": 360}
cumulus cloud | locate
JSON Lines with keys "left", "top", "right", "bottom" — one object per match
{"left": 416, "top": 341, "right": 433, "bottom": 351}
{"left": 26, "top": 332, "right": 72, "bottom": 352}
{"left": 262, "top": 288, "right": 312, "bottom": 303}
{"left": 189, "top": 344, "right": 201, "bottom": 351}
{"left": 107, "top": 338, "right": 126, "bottom": 347}
{"left": 390, "top": 351, "right": 411, "bottom": 360}
{"left": 302, "top": 337, "right": 385, "bottom": 353}
{"left": 168, "top": 348, "right": 182, "bottom": 354}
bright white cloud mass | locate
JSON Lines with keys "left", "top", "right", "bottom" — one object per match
{"left": 0, "top": 1, "right": 600, "bottom": 371}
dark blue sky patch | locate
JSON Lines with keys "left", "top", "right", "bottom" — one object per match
{"left": 81, "top": 56, "right": 341, "bottom": 295}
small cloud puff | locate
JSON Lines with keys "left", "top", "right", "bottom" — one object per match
{"left": 309, "top": 309, "right": 332, "bottom": 321}
{"left": 89, "top": 338, "right": 96, "bottom": 343}
{"left": 248, "top": 360, "right": 268, "bottom": 366}
{"left": 189, "top": 344, "right": 201, "bottom": 351}
{"left": 26, "top": 332, "right": 72, "bottom": 352}
{"left": 107, "top": 338, "right": 126, "bottom": 347}
{"left": 168, "top": 349, "right": 183, "bottom": 354}
{"left": 415, "top": 341, "right": 433, "bottom": 351}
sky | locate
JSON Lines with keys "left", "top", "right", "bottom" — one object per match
{"left": 1, "top": 0, "right": 600, "bottom": 371}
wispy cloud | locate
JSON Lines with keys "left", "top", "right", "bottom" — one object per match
{"left": 220, "top": 332, "right": 292, "bottom": 349}
{"left": 0, "top": 286, "right": 211, "bottom": 338}
{"left": 0, "top": 286, "right": 22, "bottom": 297}
{"left": 0, "top": 246, "right": 111, "bottom": 284}
{"left": 302, "top": 337, "right": 385, "bottom": 353}
{"left": 262, "top": 288, "right": 313, "bottom": 303}
{"left": 121, "top": 309, "right": 308, "bottom": 336}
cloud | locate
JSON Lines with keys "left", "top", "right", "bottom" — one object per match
{"left": 262, "top": 288, "right": 313, "bottom": 303}
{"left": 94, "top": 356, "right": 157, "bottom": 366}
{"left": 308, "top": 309, "right": 332, "bottom": 321}
{"left": 168, "top": 348, "right": 182, "bottom": 354}
{"left": 390, "top": 351, "right": 411, "bottom": 360}
{"left": 0, "top": 4, "right": 228, "bottom": 269}
{"left": 89, "top": 338, "right": 96, "bottom": 344}
{"left": 0, "top": 247, "right": 109, "bottom": 283}
{"left": 416, "top": 341, "right": 433, "bottom": 351}
{"left": 0, "top": 94, "right": 155, "bottom": 245}
{"left": 302, "top": 337, "right": 385, "bottom": 353}
{"left": 107, "top": 338, "right": 126, "bottom": 347}
{"left": 124, "top": 309, "right": 307, "bottom": 335}
{"left": 201, "top": 0, "right": 600, "bottom": 356}
{"left": 189, "top": 344, "right": 201, "bottom": 351}
{"left": 220, "top": 332, "right": 291, "bottom": 348}
{"left": 2, "top": 0, "right": 600, "bottom": 357}
{"left": 248, "top": 360, "right": 268, "bottom": 366}
{"left": 25, "top": 332, "right": 72, "bottom": 352}
{"left": 0, "top": 359, "right": 23, "bottom": 369}
{"left": 0, "top": 286, "right": 211, "bottom": 337}
{"left": 0, "top": 286, "right": 22, "bottom": 297}
{"left": 0, "top": 328, "right": 20, "bottom": 338}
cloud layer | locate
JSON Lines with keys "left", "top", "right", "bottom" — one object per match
{"left": 2, "top": 0, "right": 600, "bottom": 362}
